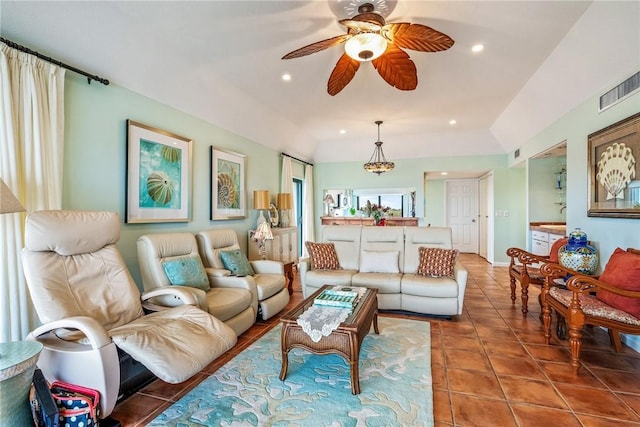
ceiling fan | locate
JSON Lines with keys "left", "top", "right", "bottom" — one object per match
{"left": 282, "top": 2, "right": 454, "bottom": 96}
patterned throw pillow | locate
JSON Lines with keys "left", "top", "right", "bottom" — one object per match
{"left": 162, "top": 255, "right": 210, "bottom": 290}
{"left": 305, "top": 241, "right": 341, "bottom": 270}
{"left": 219, "top": 249, "right": 255, "bottom": 276}
{"left": 417, "top": 247, "right": 459, "bottom": 277}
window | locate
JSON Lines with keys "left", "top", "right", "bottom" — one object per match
{"left": 357, "top": 194, "right": 404, "bottom": 216}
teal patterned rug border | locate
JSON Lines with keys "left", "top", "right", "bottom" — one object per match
{"left": 149, "top": 317, "right": 433, "bottom": 427}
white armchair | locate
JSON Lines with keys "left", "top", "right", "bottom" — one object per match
{"left": 196, "top": 229, "right": 290, "bottom": 320}
{"left": 21, "top": 211, "right": 237, "bottom": 420}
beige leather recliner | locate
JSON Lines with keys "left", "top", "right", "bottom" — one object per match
{"left": 137, "top": 232, "right": 257, "bottom": 336}
{"left": 22, "top": 211, "right": 237, "bottom": 419}
{"left": 196, "top": 229, "right": 290, "bottom": 321}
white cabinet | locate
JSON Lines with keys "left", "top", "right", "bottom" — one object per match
{"left": 248, "top": 226, "right": 298, "bottom": 263}
{"left": 531, "top": 230, "right": 564, "bottom": 256}
{"left": 531, "top": 230, "right": 549, "bottom": 256}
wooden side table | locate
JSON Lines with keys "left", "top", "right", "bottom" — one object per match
{"left": 283, "top": 261, "right": 294, "bottom": 294}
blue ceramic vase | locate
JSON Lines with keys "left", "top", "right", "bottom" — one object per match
{"left": 558, "top": 228, "right": 598, "bottom": 275}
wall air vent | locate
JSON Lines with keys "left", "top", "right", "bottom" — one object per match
{"left": 599, "top": 71, "right": 640, "bottom": 112}
{"left": 514, "top": 148, "right": 520, "bottom": 159}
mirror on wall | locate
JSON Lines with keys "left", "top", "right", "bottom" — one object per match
{"left": 323, "top": 187, "right": 416, "bottom": 217}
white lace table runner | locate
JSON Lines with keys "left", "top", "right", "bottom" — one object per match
{"left": 296, "top": 305, "right": 352, "bottom": 342}
{"left": 296, "top": 286, "right": 368, "bottom": 342}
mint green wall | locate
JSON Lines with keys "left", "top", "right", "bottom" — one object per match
{"left": 63, "top": 73, "right": 281, "bottom": 286}
{"left": 514, "top": 91, "right": 640, "bottom": 272}
{"left": 424, "top": 179, "right": 445, "bottom": 226}
{"left": 493, "top": 167, "right": 527, "bottom": 263}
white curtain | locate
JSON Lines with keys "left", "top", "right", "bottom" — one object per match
{"left": 302, "top": 164, "right": 315, "bottom": 256}
{"left": 280, "top": 155, "right": 295, "bottom": 226}
{"left": 0, "top": 42, "right": 65, "bottom": 342}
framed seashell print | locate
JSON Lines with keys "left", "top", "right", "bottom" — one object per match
{"left": 588, "top": 112, "right": 640, "bottom": 218}
{"left": 126, "top": 120, "right": 192, "bottom": 223}
{"left": 210, "top": 147, "right": 247, "bottom": 220}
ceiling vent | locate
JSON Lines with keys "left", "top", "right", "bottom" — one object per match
{"left": 514, "top": 148, "right": 520, "bottom": 159}
{"left": 599, "top": 71, "right": 639, "bottom": 112}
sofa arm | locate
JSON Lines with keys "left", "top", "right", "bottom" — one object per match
{"left": 250, "top": 259, "right": 284, "bottom": 275}
{"left": 453, "top": 262, "right": 468, "bottom": 315}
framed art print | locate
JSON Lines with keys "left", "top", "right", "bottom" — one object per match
{"left": 210, "top": 147, "right": 246, "bottom": 220}
{"left": 126, "top": 120, "right": 192, "bottom": 223}
{"left": 587, "top": 112, "right": 640, "bottom": 218}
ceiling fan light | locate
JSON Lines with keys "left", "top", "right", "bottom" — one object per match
{"left": 345, "top": 33, "right": 387, "bottom": 62}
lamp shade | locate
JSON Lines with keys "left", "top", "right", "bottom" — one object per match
{"left": 277, "top": 193, "right": 292, "bottom": 210}
{"left": 253, "top": 190, "right": 270, "bottom": 210}
{"left": 0, "top": 178, "right": 25, "bottom": 214}
{"left": 253, "top": 221, "right": 273, "bottom": 241}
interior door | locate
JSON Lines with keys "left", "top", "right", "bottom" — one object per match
{"left": 446, "top": 179, "right": 479, "bottom": 253}
{"left": 478, "top": 176, "right": 488, "bottom": 259}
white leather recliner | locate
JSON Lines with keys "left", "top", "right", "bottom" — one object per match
{"left": 137, "top": 232, "right": 258, "bottom": 336}
{"left": 196, "top": 229, "right": 290, "bottom": 321}
{"left": 22, "top": 211, "right": 237, "bottom": 419}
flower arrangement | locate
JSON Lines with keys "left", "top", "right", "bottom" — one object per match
{"left": 361, "top": 200, "right": 390, "bottom": 225}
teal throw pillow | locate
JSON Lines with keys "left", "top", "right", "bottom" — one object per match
{"left": 219, "top": 249, "right": 254, "bottom": 276}
{"left": 162, "top": 255, "right": 210, "bottom": 290}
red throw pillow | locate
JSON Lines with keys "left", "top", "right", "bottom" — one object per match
{"left": 596, "top": 248, "right": 640, "bottom": 318}
{"left": 417, "top": 247, "right": 458, "bottom": 278}
{"left": 549, "top": 237, "right": 568, "bottom": 263}
{"left": 305, "top": 241, "right": 341, "bottom": 270}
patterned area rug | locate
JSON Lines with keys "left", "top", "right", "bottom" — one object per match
{"left": 148, "top": 317, "right": 433, "bottom": 427}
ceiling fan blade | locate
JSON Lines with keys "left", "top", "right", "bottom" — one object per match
{"left": 282, "top": 34, "right": 352, "bottom": 59}
{"left": 382, "top": 23, "right": 454, "bottom": 52}
{"left": 372, "top": 44, "right": 417, "bottom": 91}
{"left": 327, "top": 53, "right": 360, "bottom": 96}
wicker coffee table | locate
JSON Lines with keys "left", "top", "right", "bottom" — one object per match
{"left": 279, "top": 285, "right": 379, "bottom": 394}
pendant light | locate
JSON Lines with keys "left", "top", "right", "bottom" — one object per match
{"left": 363, "top": 120, "right": 394, "bottom": 175}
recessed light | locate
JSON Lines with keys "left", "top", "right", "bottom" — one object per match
{"left": 441, "top": 172, "right": 448, "bottom": 176}
{"left": 282, "top": 73, "right": 292, "bottom": 81}
{"left": 471, "top": 44, "right": 484, "bottom": 53}
{"left": 339, "top": 129, "right": 346, "bottom": 135}
{"left": 449, "top": 119, "right": 457, "bottom": 125}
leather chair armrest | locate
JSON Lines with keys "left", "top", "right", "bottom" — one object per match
{"left": 205, "top": 267, "right": 231, "bottom": 278}
{"left": 141, "top": 286, "right": 200, "bottom": 306}
{"left": 209, "top": 275, "right": 256, "bottom": 290}
{"left": 26, "top": 316, "right": 112, "bottom": 350}
{"left": 250, "top": 260, "right": 284, "bottom": 275}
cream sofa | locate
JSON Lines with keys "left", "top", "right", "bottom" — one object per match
{"left": 300, "top": 225, "right": 468, "bottom": 316}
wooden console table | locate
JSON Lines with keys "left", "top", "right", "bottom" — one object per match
{"left": 320, "top": 216, "right": 419, "bottom": 226}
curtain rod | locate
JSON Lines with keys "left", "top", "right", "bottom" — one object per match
{"left": 281, "top": 152, "right": 313, "bottom": 166}
{"left": 1, "top": 37, "right": 109, "bottom": 86}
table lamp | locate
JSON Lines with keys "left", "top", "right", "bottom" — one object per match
{"left": 253, "top": 190, "right": 270, "bottom": 226}
{"left": 251, "top": 221, "right": 274, "bottom": 259}
{"left": 277, "top": 192, "right": 292, "bottom": 228}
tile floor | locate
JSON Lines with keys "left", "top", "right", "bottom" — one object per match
{"left": 111, "top": 254, "right": 640, "bottom": 426}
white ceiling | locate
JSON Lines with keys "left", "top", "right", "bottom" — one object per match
{"left": 1, "top": 1, "right": 638, "bottom": 165}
